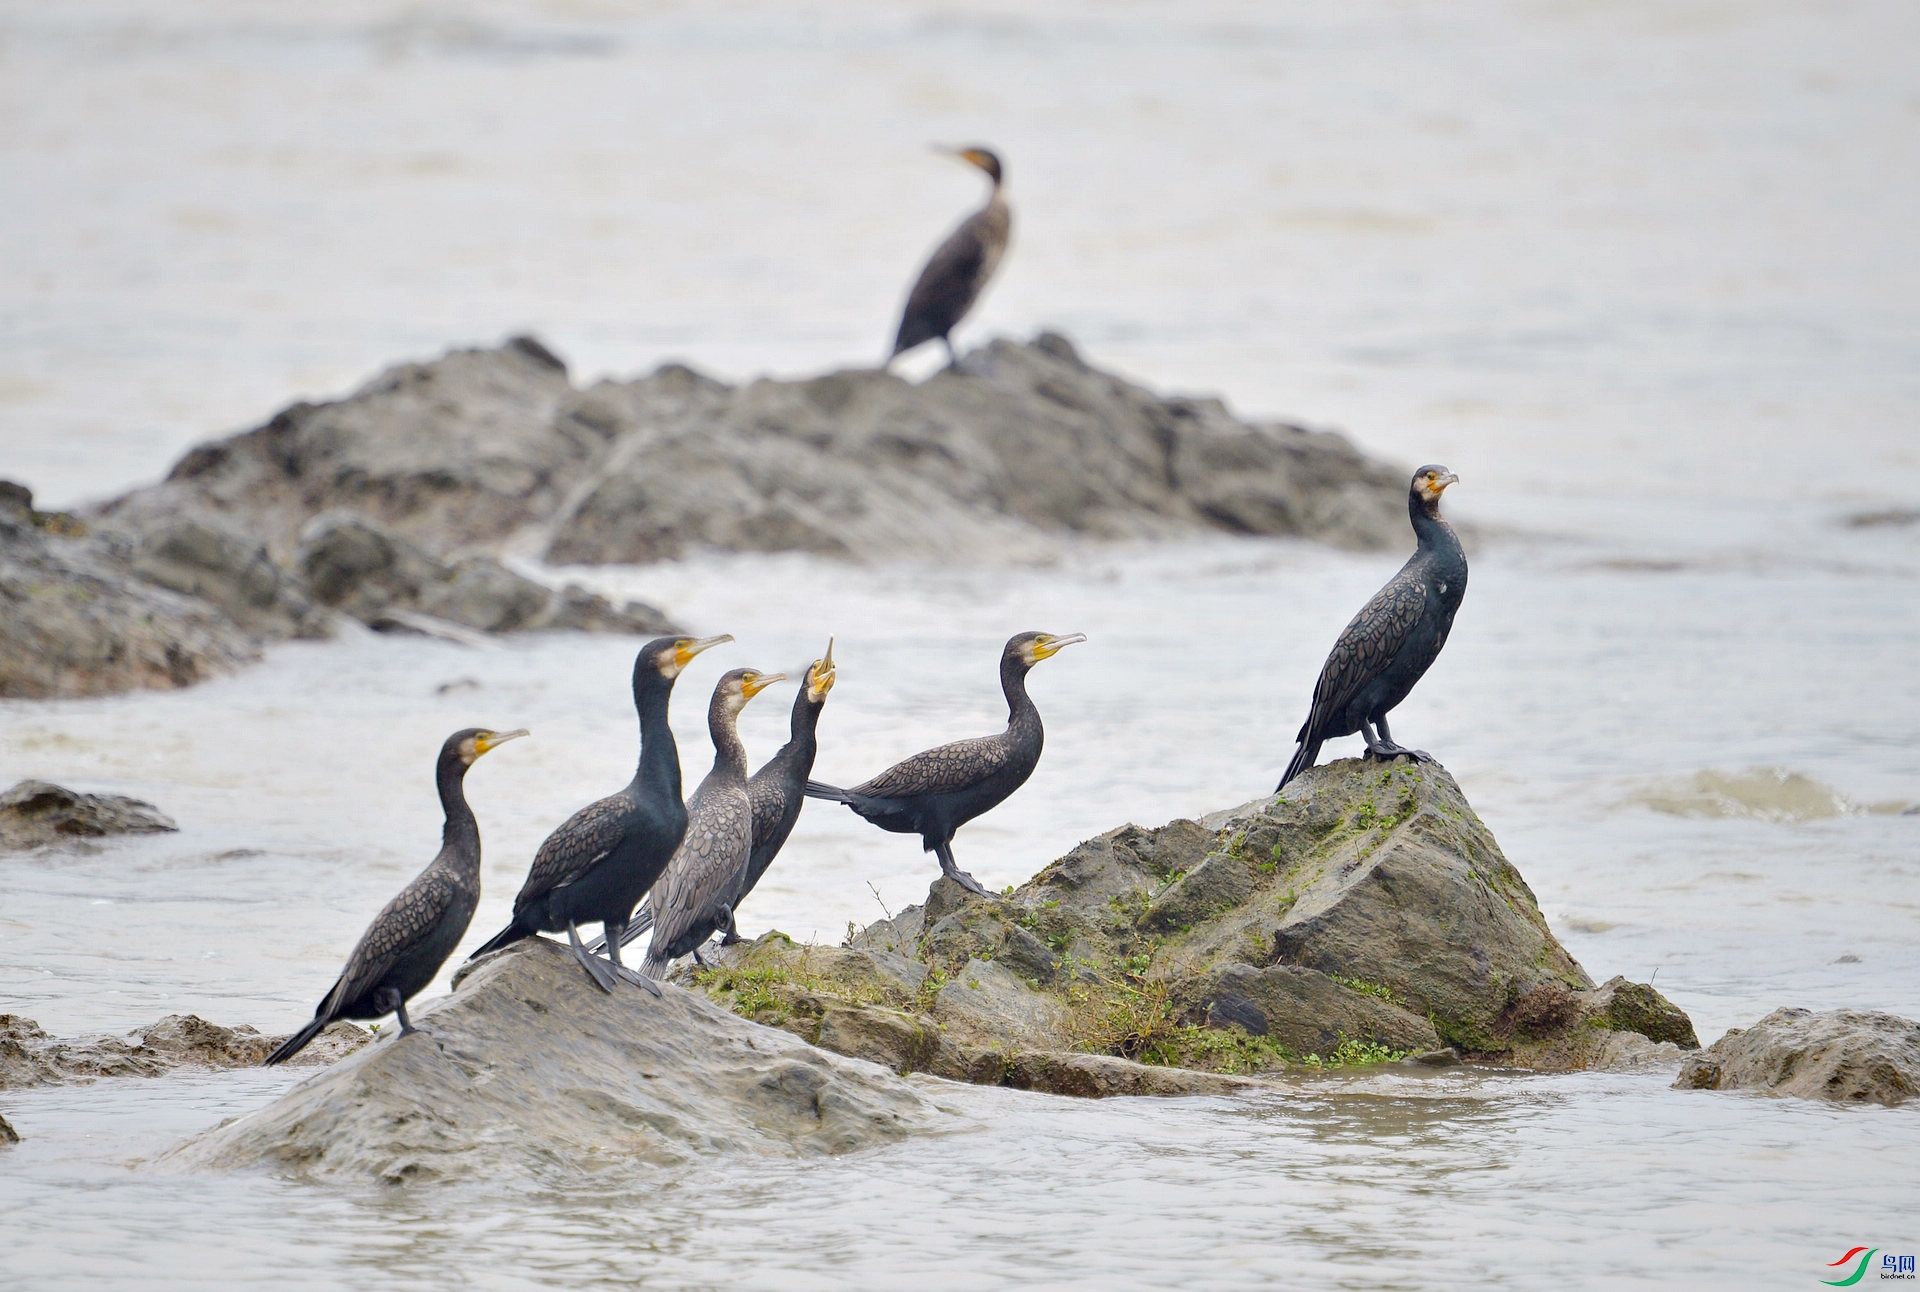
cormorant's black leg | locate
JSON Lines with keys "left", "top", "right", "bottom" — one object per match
{"left": 1371, "top": 716, "right": 1434, "bottom": 764}
{"left": 393, "top": 998, "right": 416, "bottom": 1037}
{"left": 934, "top": 838, "right": 988, "bottom": 896}
{"left": 720, "top": 912, "right": 743, "bottom": 947}
{"left": 567, "top": 921, "right": 616, "bottom": 993}
{"left": 602, "top": 922, "right": 663, "bottom": 997}
{"left": 941, "top": 336, "right": 959, "bottom": 369}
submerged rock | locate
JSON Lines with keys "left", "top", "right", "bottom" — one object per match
{"left": 0, "top": 781, "right": 178, "bottom": 850}
{"left": 162, "top": 937, "right": 946, "bottom": 1184}
{"left": 687, "top": 759, "right": 1694, "bottom": 1086}
{"left": 1675, "top": 1008, "right": 1920, "bottom": 1106}
{"left": 0, "top": 1013, "right": 367, "bottom": 1088}
{"left": 0, "top": 1111, "right": 16, "bottom": 1144}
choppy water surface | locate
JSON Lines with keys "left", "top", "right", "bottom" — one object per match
{"left": 3, "top": 0, "right": 1919, "bottom": 1288}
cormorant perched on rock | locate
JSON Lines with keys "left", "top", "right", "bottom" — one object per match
{"left": 888, "top": 146, "right": 1011, "bottom": 369}
{"left": 1277, "top": 466, "right": 1466, "bottom": 789}
{"left": 264, "top": 727, "right": 526, "bottom": 1065}
{"left": 807, "top": 631, "right": 1082, "bottom": 895}
{"left": 467, "top": 634, "right": 730, "bottom": 994}
{"left": 641, "top": 667, "right": 785, "bottom": 978}
{"left": 606, "top": 639, "right": 836, "bottom": 954}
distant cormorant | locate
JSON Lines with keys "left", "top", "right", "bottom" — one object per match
{"left": 467, "top": 634, "right": 730, "bottom": 994}
{"left": 264, "top": 726, "right": 527, "bottom": 1065}
{"left": 640, "top": 667, "right": 785, "bottom": 978}
{"left": 606, "top": 639, "right": 836, "bottom": 955}
{"left": 888, "top": 146, "right": 1011, "bottom": 368}
{"left": 1277, "top": 466, "right": 1466, "bottom": 789}
{"left": 806, "top": 631, "right": 1082, "bottom": 895}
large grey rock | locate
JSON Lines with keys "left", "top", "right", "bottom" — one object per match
{"left": 0, "top": 781, "right": 177, "bottom": 850}
{"left": 690, "top": 760, "right": 1691, "bottom": 1084}
{"left": 295, "top": 512, "right": 671, "bottom": 636}
{"left": 1675, "top": 1008, "right": 1920, "bottom": 1106}
{"left": 546, "top": 333, "right": 1405, "bottom": 564}
{"left": 120, "top": 515, "right": 331, "bottom": 640}
{"left": 95, "top": 336, "right": 591, "bottom": 561}
{"left": 0, "top": 489, "right": 259, "bottom": 699}
{"left": 162, "top": 937, "right": 947, "bottom": 1183}
{"left": 0, "top": 1013, "right": 367, "bottom": 1089}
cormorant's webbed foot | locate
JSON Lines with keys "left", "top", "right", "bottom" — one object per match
{"left": 567, "top": 923, "right": 616, "bottom": 994}
{"left": 944, "top": 865, "right": 989, "bottom": 896}
{"left": 1365, "top": 742, "right": 1435, "bottom": 765}
{"left": 601, "top": 931, "right": 663, "bottom": 996}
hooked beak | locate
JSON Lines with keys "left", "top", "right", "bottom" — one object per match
{"left": 809, "top": 637, "right": 837, "bottom": 701}
{"left": 742, "top": 671, "right": 787, "bottom": 700}
{"left": 1033, "top": 632, "right": 1087, "bottom": 661}
{"left": 675, "top": 634, "right": 733, "bottom": 670}
{"left": 475, "top": 728, "right": 528, "bottom": 756}
{"left": 1436, "top": 471, "right": 1459, "bottom": 490}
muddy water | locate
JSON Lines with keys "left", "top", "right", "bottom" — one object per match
{"left": 3, "top": 0, "right": 1919, "bottom": 1287}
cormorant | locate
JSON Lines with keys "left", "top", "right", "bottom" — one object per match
{"left": 1276, "top": 465, "right": 1466, "bottom": 789}
{"left": 640, "top": 667, "right": 785, "bottom": 978}
{"left": 887, "top": 146, "right": 1011, "bottom": 369}
{"left": 605, "top": 638, "right": 836, "bottom": 954}
{"left": 466, "top": 634, "right": 730, "bottom": 995}
{"left": 263, "top": 726, "right": 526, "bottom": 1066}
{"left": 806, "top": 631, "right": 1083, "bottom": 896}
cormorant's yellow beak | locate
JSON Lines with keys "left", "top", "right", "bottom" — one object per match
{"left": 1434, "top": 470, "right": 1459, "bottom": 491}
{"left": 675, "top": 634, "right": 733, "bottom": 669}
{"left": 808, "top": 637, "right": 837, "bottom": 702}
{"left": 741, "top": 671, "right": 787, "bottom": 700}
{"left": 475, "top": 728, "right": 529, "bottom": 756}
{"left": 1032, "top": 632, "right": 1087, "bottom": 661}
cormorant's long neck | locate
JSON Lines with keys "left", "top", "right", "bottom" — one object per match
{"left": 784, "top": 691, "right": 823, "bottom": 762}
{"left": 1410, "top": 493, "right": 1457, "bottom": 554}
{"left": 709, "top": 694, "right": 748, "bottom": 783}
{"left": 435, "top": 755, "right": 480, "bottom": 875}
{"left": 634, "top": 676, "right": 682, "bottom": 803}
{"left": 1001, "top": 655, "right": 1040, "bottom": 737}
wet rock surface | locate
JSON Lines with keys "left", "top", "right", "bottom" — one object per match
{"left": 0, "top": 780, "right": 179, "bottom": 850}
{"left": 162, "top": 937, "right": 947, "bottom": 1183}
{"left": 1675, "top": 1007, "right": 1920, "bottom": 1106}
{"left": 0, "top": 1013, "right": 368, "bottom": 1089}
{"left": 685, "top": 759, "right": 1693, "bottom": 1089}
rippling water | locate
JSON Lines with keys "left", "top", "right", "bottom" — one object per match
{"left": 3, "top": 1, "right": 1919, "bottom": 1287}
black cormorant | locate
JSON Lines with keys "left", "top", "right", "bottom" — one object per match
{"left": 264, "top": 726, "right": 526, "bottom": 1065}
{"left": 640, "top": 667, "right": 784, "bottom": 977}
{"left": 606, "top": 639, "right": 837, "bottom": 954}
{"left": 806, "top": 631, "right": 1083, "bottom": 895}
{"left": 887, "top": 146, "right": 1011, "bottom": 368}
{"left": 1277, "top": 466, "right": 1466, "bottom": 789}
{"left": 466, "top": 634, "right": 730, "bottom": 994}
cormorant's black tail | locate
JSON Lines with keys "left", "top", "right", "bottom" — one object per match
{"left": 467, "top": 920, "right": 533, "bottom": 960}
{"left": 1277, "top": 739, "right": 1322, "bottom": 792}
{"left": 263, "top": 1014, "right": 329, "bottom": 1067}
{"left": 804, "top": 779, "right": 856, "bottom": 805}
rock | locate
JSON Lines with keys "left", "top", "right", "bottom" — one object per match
{"left": 295, "top": 512, "right": 671, "bottom": 637}
{"left": 120, "top": 515, "right": 331, "bottom": 640}
{"left": 0, "top": 1012, "right": 368, "bottom": 1088}
{"left": 0, "top": 1111, "right": 16, "bottom": 1144}
{"left": 0, "top": 780, "right": 178, "bottom": 850}
{"left": 1675, "top": 1008, "right": 1920, "bottom": 1106}
{"left": 685, "top": 759, "right": 1694, "bottom": 1086}
{"left": 162, "top": 938, "right": 945, "bottom": 1183}
{"left": 546, "top": 333, "right": 1406, "bottom": 564}
{"left": 1005, "top": 1052, "right": 1257, "bottom": 1098}
{"left": 0, "top": 501, "right": 258, "bottom": 699}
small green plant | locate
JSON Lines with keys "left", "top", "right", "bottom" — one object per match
{"left": 1328, "top": 973, "right": 1400, "bottom": 1004}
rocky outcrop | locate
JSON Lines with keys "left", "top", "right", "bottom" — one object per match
{"left": 686, "top": 759, "right": 1695, "bottom": 1086}
{"left": 0, "top": 1013, "right": 368, "bottom": 1089}
{"left": 545, "top": 333, "right": 1405, "bottom": 563}
{"left": 162, "top": 937, "right": 946, "bottom": 1184}
{"left": 0, "top": 781, "right": 178, "bottom": 850}
{"left": 0, "top": 1111, "right": 16, "bottom": 1145}
{"left": 295, "top": 512, "right": 671, "bottom": 637}
{"left": 0, "top": 485, "right": 259, "bottom": 699}
{"left": 1675, "top": 1008, "right": 1919, "bottom": 1106}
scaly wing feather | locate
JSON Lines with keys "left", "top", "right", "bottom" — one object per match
{"left": 853, "top": 733, "right": 1011, "bottom": 801}
{"left": 1300, "top": 570, "right": 1426, "bottom": 743}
